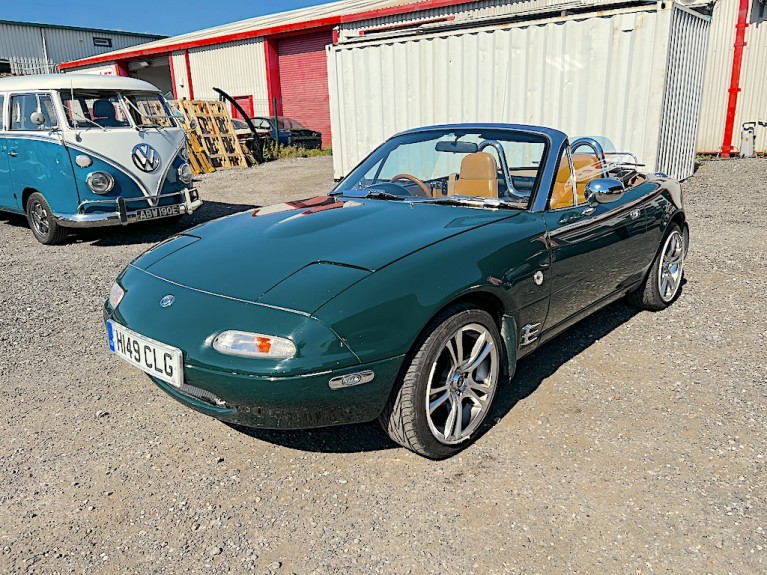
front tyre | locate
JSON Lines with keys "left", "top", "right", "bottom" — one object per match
{"left": 626, "top": 223, "right": 687, "bottom": 311}
{"left": 379, "top": 305, "right": 502, "bottom": 459}
{"left": 26, "top": 192, "right": 67, "bottom": 245}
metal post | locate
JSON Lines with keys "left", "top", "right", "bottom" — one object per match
{"left": 273, "top": 97, "right": 280, "bottom": 154}
{"left": 721, "top": 0, "right": 750, "bottom": 158}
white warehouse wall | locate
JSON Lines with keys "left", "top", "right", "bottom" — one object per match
{"left": 172, "top": 38, "right": 270, "bottom": 115}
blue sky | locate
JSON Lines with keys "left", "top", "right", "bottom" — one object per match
{"left": 5, "top": 0, "right": 337, "bottom": 36}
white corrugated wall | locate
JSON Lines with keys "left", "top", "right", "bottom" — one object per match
{"left": 0, "top": 22, "right": 161, "bottom": 66}
{"left": 179, "top": 39, "right": 269, "bottom": 114}
{"left": 328, "top": 4, "right": 707, "bottom": 180}
{"left": 697, "top": 0, "right": 767, "bottom": 153}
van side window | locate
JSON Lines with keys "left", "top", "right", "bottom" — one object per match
{"left": 10, "top": 93, "right": 58, "bottom": 131}
{"left": 0, "top": 95, "right": 4, "bottom": 130}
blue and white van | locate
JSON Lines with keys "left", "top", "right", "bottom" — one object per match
{"left": 0, "top": 74, "right": 201, "bottom": 244}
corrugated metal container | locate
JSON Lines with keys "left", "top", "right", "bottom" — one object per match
{"left": 339, "top": 0, "right": 650, "bottom": 39}
{"left": 182, "top": 38, "right": 270, "bottom": 114}
{"left": 697, "top": 0, "right": 767, "bottom": 154}
{"left": 0, "top": 21, "right": 162, "bottom": 68}
{"left": 328, "top": 2, "right": 710, "bottom": 180}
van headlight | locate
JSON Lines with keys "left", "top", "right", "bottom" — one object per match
{"left": 177, "top": 163, "right": 193, "bottom": 185}
{"left": 213, "top": 330, "right": 296, "bottom": 359}
{"left": 86, "top": 171, "right": 115, "bottom": 194}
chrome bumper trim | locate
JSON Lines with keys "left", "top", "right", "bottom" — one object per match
{"left": 52, "top": 188, "right": 202, "bottom": 229}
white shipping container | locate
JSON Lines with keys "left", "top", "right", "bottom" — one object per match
{"left": 328, "top": 2, "right": 710, "bottom": 180}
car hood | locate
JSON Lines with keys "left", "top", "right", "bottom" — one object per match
{"left": 133, "top": 195, "right": 518, "bottom": 310}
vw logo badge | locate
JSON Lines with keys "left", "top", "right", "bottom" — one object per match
{"left": 132, "top": 143, "right": 161, "bottom": 173}
{"left": 160, "top": 295, "right": 175, "bottom": 308}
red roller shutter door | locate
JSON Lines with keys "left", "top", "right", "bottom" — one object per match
{"left": 277, "top": 31, "right": 333, "bottom": 148}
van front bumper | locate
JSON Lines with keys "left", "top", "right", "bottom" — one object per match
{"left": 52, "top": 188, "right": 202, "bottom": 229}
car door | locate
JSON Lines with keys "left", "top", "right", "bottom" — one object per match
{"left": 542, "top": 147, "right": 648, "bottom": 331}
{"left": 0, "top": 93, "right": 14, "bottom": 210}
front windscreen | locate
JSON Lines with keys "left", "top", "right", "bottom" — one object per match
{"left": 335, "top": 128, "right": 548, "bottom": 208}
{"left": 60, "top": 90, "right": 131, "bottom": 129}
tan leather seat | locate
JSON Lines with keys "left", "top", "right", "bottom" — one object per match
{"left": 550, "top": 153, "right": 604, "bottom": 209}
{"left": 550, "top": 157, "right": 575, "bottom": 209}
{"left": 572, "top": 153, "right": 602, "bottom": 203}
{"left": 450, "top": 152, "right": 498, "bottom": 198}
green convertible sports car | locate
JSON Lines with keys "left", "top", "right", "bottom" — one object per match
{"left": 104, "top": 124, "right": 688, "bottom": 459}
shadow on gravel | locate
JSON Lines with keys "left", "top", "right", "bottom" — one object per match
{"left": 230, "top": 301, "right": 641, "bottom": 455}
{"left": 229, "top": 420, "right": 396, "bottom": 454}
{"left": 487, "top": 301, "right": 640, "bottom": 423}
{"left": 69, "top": 201, "right": 257, "bottom": 247}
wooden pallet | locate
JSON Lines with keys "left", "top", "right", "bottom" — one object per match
{"left": 171, "top": 100, "right": 248, "bottom": 170}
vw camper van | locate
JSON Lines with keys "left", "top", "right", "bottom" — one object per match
{"left": 0, "top": 74, "right": 201, "bottom": 244}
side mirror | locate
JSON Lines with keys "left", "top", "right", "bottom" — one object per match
{"left": 586, "top": 178, "right": 625, "bottom": 204}
{"left": 30, "top": 111, "right": 46, "bottom": 126}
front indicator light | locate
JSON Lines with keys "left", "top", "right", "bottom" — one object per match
{"left": 108, "top": 282, "right": 125, "bottom": 308}
{"left": 213, "top": 330, "right": 296, "bottom": 359}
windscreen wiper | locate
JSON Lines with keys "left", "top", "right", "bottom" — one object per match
{"left": 425, "top": 196, "right": 523, "bottom": 209}
{"left": 73, "top": 116, "right": 106, "bottom": 131}
{"left": 338, "top": 188, "right": 406, "bottom": 200}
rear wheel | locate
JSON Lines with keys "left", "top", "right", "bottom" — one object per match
{"left": 26, "top": 192, "right": 67, "bottom": 245}
{"left": 626, "top": 223, "right": 686, "bottom": 310}
{"left": 379, "top": 304, "right": 502, "bottom": 459}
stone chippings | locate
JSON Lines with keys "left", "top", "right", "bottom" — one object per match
{"left": 0, "top": 156, "right": 765, "bottom": 574}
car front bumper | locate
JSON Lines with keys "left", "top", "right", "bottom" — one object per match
{"left": 148, "top": 354, "right": 404, "bottom": 429}
{"left": 53, "top": 188, "right": 202, "bottom": 228}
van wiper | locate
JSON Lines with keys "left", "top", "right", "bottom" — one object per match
{"left": 425, "top": 196, "right": 523, "bottom": 209}
{"left": 73, "top": 116, "right": 106, "bottom": 131}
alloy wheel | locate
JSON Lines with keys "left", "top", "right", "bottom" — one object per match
{"left": 425, "top": 323, "right": 499, "bottom": 444}
{"left": 658, "top": 229, "right": 685, "bottom": 302}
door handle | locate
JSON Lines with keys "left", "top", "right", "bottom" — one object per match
{"left": 8, "top": 150, "right": 17, "bottom": 157}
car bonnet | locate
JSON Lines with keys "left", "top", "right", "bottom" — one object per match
{"left": 130, "top": 196, "right": 518, "bottom": 309}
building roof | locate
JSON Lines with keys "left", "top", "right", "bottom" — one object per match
{"left": 60, "top": 0, "right": 475, "bottom": 70}
{"left": 0, "top": 73, "right": 162, "bottom": 92}
{"left": 0, "top": 19, "right": 165, "bottom": 39}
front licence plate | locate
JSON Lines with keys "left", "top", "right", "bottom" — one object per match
{"left": 107, "top": 320, "right": 183, "bottom": 388}
{"left": 136, "top": 204, "right": 181, "bottom": 221}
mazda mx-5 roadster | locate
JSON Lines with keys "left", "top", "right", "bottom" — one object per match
{"left": 104, "top": 124, "right": 688, "bottom": 459}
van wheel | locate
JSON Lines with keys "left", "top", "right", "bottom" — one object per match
{"left": 26, "top": 192, "right": 67, "bottom": 245}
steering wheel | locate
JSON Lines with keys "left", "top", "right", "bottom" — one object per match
{"left": 390, "top": 174, "right": 431, "bottom": 197}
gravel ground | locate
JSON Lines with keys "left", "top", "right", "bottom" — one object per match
{"left": 0, "top": 156, "right": 765, "bottom": 575}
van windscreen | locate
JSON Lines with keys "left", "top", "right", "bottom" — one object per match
{"left": 60, "top": 90, "right": 130, "bottom": 129}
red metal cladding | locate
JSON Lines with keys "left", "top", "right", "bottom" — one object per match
{"left": 721, "top": 0, "right": 750, "bottom": 158}
{"left": 231, "top": 95, "right": 255, "bottom": 120}
{"left": 278, "top": 31, "right": 333, "bottom": 148}
{"left": 60, "top": 0, "right": 477, "bottom": 70}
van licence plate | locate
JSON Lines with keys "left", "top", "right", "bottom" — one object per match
{"left": 136, "top": 205, "right": 181, "bottom": 221}
{"left": 107, "top": 320, "right": 183, "bottom": 387}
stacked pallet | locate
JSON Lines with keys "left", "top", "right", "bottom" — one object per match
{"left": 170, "top": 100, "right": 248, "bottom": 172}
